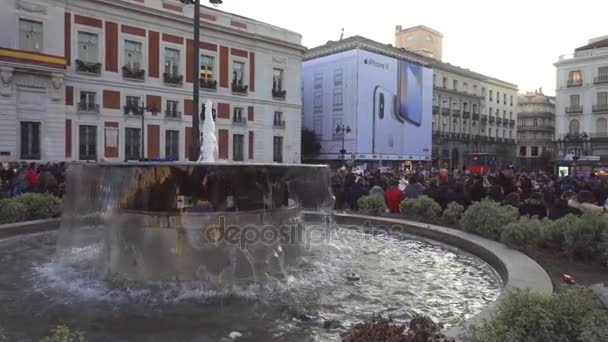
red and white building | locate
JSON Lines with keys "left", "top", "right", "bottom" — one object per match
{"left": 0, "top": 0, "right": 304, "bottom": 163}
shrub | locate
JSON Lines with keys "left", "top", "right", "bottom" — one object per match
{"left": 13, "top": 193, "right": 62, "bottom": 221}
{"left": 357, "top": 195, "right": 387, "bottom": 216}
{"left": 441, "top": 202, "right": 465, "bottom": 226}
{"left": 0, "top": 198, "right": 28, "bottom": 224}
{"left": 40, "top": 325, "right": 85, "bottom": 342}
{"left": 540, "top": 214, "right": 579, "bottom": 250}
{"left": 459, "top": 200, "right": 519, "bottom": 240}
{"left": 399, "top": 196, "right": 442, "bottom": 223}
{"left": 500, "top": 217, "right": 547, "bottom": 250}
{"left": 562, "top": 211, "right": 608, "bottom": 262}
{"left": 342, "top": 315, "right": 453, "bottom": 342}
{"left": 466, "top": 287, "right": 608, "bottom": 342}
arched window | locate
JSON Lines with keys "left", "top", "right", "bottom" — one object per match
{"left": 569, "top": 119, "right": 580, "bottom": 135}
{"left": 597, "top": 118, "right": 607, "bottom": 136}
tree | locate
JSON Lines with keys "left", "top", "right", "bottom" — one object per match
{"left": 301, "top": 128, "right": 321, "bottom": 160}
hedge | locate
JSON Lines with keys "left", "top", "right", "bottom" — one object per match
{"left": 459, "top": 200, "right": 519, "bottom": 240}
{"left": 399, "top": 196, "right": 442, "bottom": 223}
{"left": 0, "top": 193, "right": 61, "bottom": 224}
{"left": 357, "top": 195, "right": 387, "bottom": 216}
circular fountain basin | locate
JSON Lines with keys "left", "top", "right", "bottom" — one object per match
{"left": 0, "top": 224, "right": 502, "bottom": 341}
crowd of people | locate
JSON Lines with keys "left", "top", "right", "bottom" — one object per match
{"left": 0, "top": 162, "right": 66, "bottom": 199}
{"left": 332, "top": 165, "right": 608, "bottom": 220}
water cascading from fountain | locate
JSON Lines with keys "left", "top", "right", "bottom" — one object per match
{"left": 198, "top": 100, "right": 218, "bottom": 163}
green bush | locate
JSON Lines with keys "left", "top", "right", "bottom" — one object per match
{"left": 357, "top": 195, "right": 387, "bottom": 216}
{"left": 399, "top": 195, "right": 442, "bottom": 223}
{"left": 0, "top": 198, "right": 28, "bottom": 224}
{"left": 13, "top": 193, "right": 62, "bottom": 221}
{"left": 540, "top": 214, "right": 579, "bottom": 250}
{"left": 459, "top": 200, "right": 519, "bottom": 240}
{"left": 466, "top": 287, "right": 608, "bottom": 342}
{"left": 562, "top": 211, "right": 608, "bottom": 262}
{"left": 40, "top": 325, "right": 85, "bottom": 342}
{"left": 500, "top": 217, "right": 547, "bottom": 250}
{"left": 441, "top": 202, "right": 465, "bottom": 226}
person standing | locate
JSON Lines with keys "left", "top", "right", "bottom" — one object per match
{"left": 384, "top": 180, "right": 404, "bottom": 213}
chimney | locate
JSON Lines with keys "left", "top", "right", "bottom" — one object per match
{"left": 395, "top": 25, "right": 402, "bottom": 33}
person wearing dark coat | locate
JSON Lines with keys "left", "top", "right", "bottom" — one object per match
{"left": 347, "top": 178, "right": 368, "bottom": 211}
{"left": 548, "top": 191, "right": 582, "bottom": 220}
{"left": 519, "top": 192, "right": 547, "bottom": 219}
{"left": 495, "top": 165, "right": 518, "bottom": 196}
{"left": 469, "top": 176, "right": 487, "bottom": 202}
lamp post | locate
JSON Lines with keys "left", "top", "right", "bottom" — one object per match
{"left": 180, "top": 0, "right": 223, "bottom": 161}
{"left": 135, "top": 103, "right": 159, "bottom": 161}
{"left": 335, "top": 124, "right": 351, "bottom": 160}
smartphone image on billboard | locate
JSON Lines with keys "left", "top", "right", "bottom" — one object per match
{"left": 373, "top": 86, "right": 402, "bottom": 154}
{"left": 398, "top": 62, "right": 423, "bottom": 126}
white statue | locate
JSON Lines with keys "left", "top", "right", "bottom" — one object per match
{"left": 198, "top": 100, "right": 218, "bottom": 162}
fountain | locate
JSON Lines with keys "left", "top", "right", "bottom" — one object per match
{"left": 0, "top": 103, "right": 504, "bottom": 340}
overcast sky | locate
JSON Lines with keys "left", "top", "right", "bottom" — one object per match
{"left": 216, "top": 0, "right": 608, "bottom": 96}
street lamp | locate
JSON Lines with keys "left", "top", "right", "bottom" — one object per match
{"left": 180, "top": 0, "right": 223, "bottom": 161}
{"left": 335, "top": 124, "right": 351, "bottom": 160}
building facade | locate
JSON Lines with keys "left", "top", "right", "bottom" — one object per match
{"left": 0, "top": 0, "right": 304, "bottom": 163}
{"left": 517, "top": 90, "right": 555, "bottom": 171}
{"left": 302, "top": 36, "right": 433, "bottom": 167}
{"left": 554, "top": 36, "right": 608, "bottom": 175}
{"left": 395, "top": 25, "right": 518, "bottom": 171}
{"left": 394, "top": 25, "right": 443, "bottom": 60}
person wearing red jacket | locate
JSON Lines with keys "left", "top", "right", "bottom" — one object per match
{"left": 384, "top": 180, "right": 404, "bottom": 213}
{"left": 25, "top": 163, "right": 38, "bottom": 192}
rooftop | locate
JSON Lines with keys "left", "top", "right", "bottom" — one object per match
{"left": 396, "top": 25, "right": 443, "bottom": 37}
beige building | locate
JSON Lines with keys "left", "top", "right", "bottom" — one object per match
{"left": 395, "top": 25, "right": 443, "bottom": 61}
{"left": 517, "top": 90, "right": 556, "bottom": 171}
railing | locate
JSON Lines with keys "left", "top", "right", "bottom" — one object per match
{"left": 489, "top": 116, "right": 495, "bottom": 123}
{"left": 480, "top": 115, "right": 488, "bottom": 122}
{"left": 566, "top": 105, "right": 583, "bottom": 114}
{"left": 233, "top": 116, "right": 247, "bottom": 125}
{"left": 231, "top": 80, "right": 248, "bottom": 94}
{"left": 472, "top": 113, "right": 480, "bottom": 120}
{"left": 163, "top": 73, "right": 183, "bottom": 86}
{"left": 165, "top": 110, "right": 181, "bottom": 119}
{"left": 496, "top": 118, "right": 502, "bottom": 125}
{"left": 122, "top": 65, "right": 145, "bottom": 80}
{"left": 594, "top": 76, "right": 608, "bottom": 84}
{"left": 567, "top": 79, "right": 582, "bottom": 87}
{"left": 452, "top": 110, "right": 461, "bottom": 117}
{"left": 273, "top": 120, "right": 286, "bottom": 128}
{"left": 462, "top": 111, "right": 470, "bottom": 119}
{"left": 441, "top": 108, "right": 450, "bottom": 116}
{"left": 200, "top": 78, "right": 217, "bottom": 90}
{"left": 77, "top": 102, "right": 99, "bottom": 113}
{"left": 593, "top": 104, "right": 608, "bottom": 113}
{"left": 124, "top": 104, "right": 143, "bottom": 115}
{"left": 272, "top": 88, "right": 287, "bottom": 99}
{"left": 75, "top": 60, "right": 102, "bottom": 75}
{"left": 433, "top": 105, "right": 439, "bottom": 114}
{"left": 559, "top": 48, "right": 608, "bottom": 61}
{"left": 510, "top": 119, "right": 516, "bottom": 127}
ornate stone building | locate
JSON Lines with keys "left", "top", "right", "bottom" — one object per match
{"left": 517, "top": 90, "right": 555, "bottom": 171}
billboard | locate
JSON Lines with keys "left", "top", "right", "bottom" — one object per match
{"left": 356, "top": 50, "right": 432, "bottom": 160}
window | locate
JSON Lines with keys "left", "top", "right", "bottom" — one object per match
{"left": 164, "top": 130, "right": 179, "bottom": 161}
{"left": 273, "top": 136, "right": 283, "bottom": 163}
{"left": 489, "top": 90, "right": 493, "bottom": 101}
{"left": 125, "top": 128, "right": 141, "bottom": 160}
{"left": 333, "top": 88, "right": 343, "bottom": 107}
{"left": 510, "top": 112, "right": 513, "bottom": 120}
{"left": 599, "top": 67, "right": 608, "bottom": 82}
{"left": 569, "top": 120, "right": 580, "bottom": 135}
{"left": 598, "top": 92, "right": 608, "bottom": 105}
{"left": 200, "top": 55, "right": 214, "bottom": 80}
{"left": 124, "top": 40, "right": 142, "bottom": 70}
{"left": 570, "top": 94, "right": 580, "bottom": 106}
{"left": 503, "top": 110, "right": 507, "bottom": 118}
{"left": 79, "top": 125, "right": 97, "bottom": 161}
{"left": 509, "top": 130, "right": 512, "bottom": 138}
{"left": 503, "top": 93, "right": 507, "bottom": 104}
{"left": 314, "top": 92, "right": 322, "bottom": 110}
{"left": 510, "top": 95, "right": 514, "bottom": 106}
{"left": 519, "top": 146, "right": 527, "bottom": 157}
{"left": 126, "top": 96, "right": 140, "bottom": 107}
{"left": 334, "top": 69, "right": 343, "bottom": 86}
{"left": 20, "top": 122, "right": 40, "bottom": 159}
{"left": 165, "top": 100, "right": 179, "bottom": 118}
{"left": 272, "top": 68, "right": 283, "bottom": 91}
{"left": 497, "top": 92, "right": 500, "bottom": 104}
{"left": 531, "top": 146, "right": 539, "bottom": 157}
{"left": 453, "top": 79, "right": 458, "bottom": 90}
{"left": 463, "top": 82, "right": 468, "bottom": 93}
{"left": 233, "top": 107, "right": 244, "bottom": 123}
{"left": 442, "top": 77, "right": 447, "bottom": 88}
{"left": 77, "top": 32, "right": 98, "bottom": 63}
{"left": 569, "top": 70, "right": 582, "bottom": 82}
{"left": 164, "top": 48, "right": 180, "bottom": 76}
{"left": 232, "top": 134, "right": 244, "bottom": 161}
{"left": 533, "top": 119, "right": 538, "bottom": 127}
{"left": 19, "top": 19, "right": 42, "bottom": 52}
{"left": 597, "top": 118, "right": 608, "bottom": 136}
{"left": 232, "top": 61, "right": 245, "bottom": 85}
{"left": 79, "top": 91, "right": 97, "bottom": 111}
{"left": 489, "top": 107, "right": 493, "bottom": 116}
{"left": 314, "top": 73, "right": 323, "bottom": 89}
{"left": 274, "top": 111, "right": 284, "bottom": 126}
{"left": 313, "top": 118, "right": 322, "bottom": 136}
{"left": 489, "top": 128, "right": 492, "bottom": 137}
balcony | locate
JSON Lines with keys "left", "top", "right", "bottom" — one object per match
{"left": 433, "top": 105, "right": 439, "bottom": 114}
{"left": 231, "top": 80, "right": 248, "bottom": 94}
{"left": 75, "top": 60, "right": 102, "bottom": 75}
{"left": 567, "top": 79, "right": 582, "bottom": 87}
{"left": 273, "top": 120, "right": 286, "bottom": 128}
{"left": 496, "top": 118, "right": 502, "bottom": 125}
{"left": 233, "top": 116, "right": 247, "bottom": 125}
{"left": 77, "top": 102, "right": 100, "bottom": 114}
{"left": 165, "top": 110, "right": 181, "bottom": 119}
{"left": 163, "top": 72, "right": 183, "bottom": 86}
{"left": 200, "top": 78, "right": 217, "bottom": 90}
{"left": 122, "top": 65, "right": 145, "bottom": 81}
{"left": 481, "top": 115, "right": 488, "bottom": 123}
{"left": 472, "top": 113, "right": 480, "bottom": 120}
{"left": 503, "top": 119, "right": 510, "bottom": 127}
{"left": 594, "top": 76, "right": 608, "bottom": 85}
{"left": 441, "top": 108, "right": 450, "bottom": 116}
{"left": 462, "top": 111, "right": 470, "bottom": 119}
{"left": 593, "top": 104, "right": 608, "bottom": 113}
{"left": 489, "top": 116, "right": 495, "bottom": 123}
{"left": 124, "top": 104, "right": 144, "bottom": 116}
{"left": 452, "top": 110, "right": 461, "bottom": 118}
{"left": 510, "top": 119, "right": 515, "bottom": 127}
{"left": 272, "top": 88, "right": 287, "bottom": 100}
{"left": 566, "top": 105, "right": 583, "bottom": 114}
